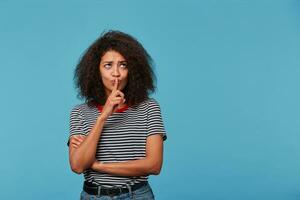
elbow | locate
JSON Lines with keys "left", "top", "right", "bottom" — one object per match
{"left": 69, "top": 155, "right": 94, "bottom": 174}
{"left": 71, "top": 166, "right": 84, "bottom": 174}
{"left": 70, "top": 161, "right": 84, "bottom": 174}
{"left": 151, "top": 169, "right": 161, "bottom": 175}
{"left": 149, "top": 162, "right": 162, "bottom": 175}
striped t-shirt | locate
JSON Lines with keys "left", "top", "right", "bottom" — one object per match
{"left": 68, "top": 98, "right": 167, "bottom": 188}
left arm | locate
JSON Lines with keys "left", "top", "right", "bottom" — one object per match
{"left": 91, "top": 134, "right": 164, "bottom": 177}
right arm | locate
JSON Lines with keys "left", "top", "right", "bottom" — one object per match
{"left": 69, "top": 115, "right": 106, "bottom": 174}
{"left": 68, "top": 78, "right": 125, "bottom": 174}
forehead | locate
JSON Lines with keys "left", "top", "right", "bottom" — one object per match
{"left": 101, "top": 50, "right": 126, "bottom": 61}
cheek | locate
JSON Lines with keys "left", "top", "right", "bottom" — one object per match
{"left": 101, "top": 75, "right": 109, "bottom": 81}
{"left": 123, "top": 73, "right": 129, "bottom": 84}
{"left": 102, "top": 77, "right": 111, "bottom": 87}
{"left": 100, "top": 74, "right": 110, "bottom": 88}
{"left": 100, "top": 71, "right": 110, "bottom": 81}
{"left": 122, "top": 70, "right": 129, "bottom": 79}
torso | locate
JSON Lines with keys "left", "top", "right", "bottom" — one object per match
{"left": 72, "top": 98, "right": 155, "bottom": 187}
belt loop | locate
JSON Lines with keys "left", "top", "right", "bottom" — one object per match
{"left": 125, "top": 184, "right": 134, "bottom": 200}
{"left": 97, "top": 185, "right": 101, "bottom": 197}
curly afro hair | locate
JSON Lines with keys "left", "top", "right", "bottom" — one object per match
{"left": 74, "top": 30, "right": 156, "bottom": 107}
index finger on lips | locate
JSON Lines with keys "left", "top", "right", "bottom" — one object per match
{"left": 113, "top": 78, "right": 119, "bottom": 91}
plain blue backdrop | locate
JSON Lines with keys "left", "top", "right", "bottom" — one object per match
{"left": 1, "top": 0, "right": 300, "bottom": 199}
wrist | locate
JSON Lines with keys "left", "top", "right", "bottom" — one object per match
{"left": 92, "top": 161, "right": 105, "bottom": 171}
{"left": 97, "top": 115, "right": 107, "bottom": 123}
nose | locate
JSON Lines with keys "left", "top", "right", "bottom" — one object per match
{"left": 112, "top": 65, "right": 120, "bottom": 77}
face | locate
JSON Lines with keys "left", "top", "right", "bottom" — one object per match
{"left": 99, "top": 50, "right": 129, "bottom": 97}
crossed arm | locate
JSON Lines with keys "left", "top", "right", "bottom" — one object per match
{"left": 68, "top": 116, "right": 106, "bottom": 174}
{"left": 91, "top": 134, "right": 163, "bottom": 176}
{"left": 69, "top": 124, "right": 164, "bottom": 176}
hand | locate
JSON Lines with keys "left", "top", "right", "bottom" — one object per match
{"left": 70, "top": 135, "right": 86, "bottom": 149}
{"left": 101, "top": 78, "right": 126, "bottom": 119}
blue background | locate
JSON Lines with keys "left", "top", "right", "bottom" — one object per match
{"left": 1, "top": 0, "right": 300, "bottom": 199}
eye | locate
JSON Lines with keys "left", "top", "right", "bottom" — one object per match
{"left": 120, "top": 63, "right": 127, "bottom": 69}
{"left": 104, "top": 64, "right": 112, "bottom": 69}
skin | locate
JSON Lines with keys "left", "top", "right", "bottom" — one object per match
{"left": 69, "top": 50, "right": 164, "bottom": 176}
{"left": 99, "top": 50, "right": 128, "bottom": 109}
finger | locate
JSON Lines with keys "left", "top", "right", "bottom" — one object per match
{"left": 72, "top": 135, "right": 84, "bottom": 140}
{"left": 110, "top": 98, "right": 124, "bottom": 105}
{"left": 109, "top": 100, "right": 124, "bottom": 111}
{"left": 115, "top": 90, "right": 125, "bottom": 99}
{"left": 73, "top": 137, "right": 84, "bottom": 142}
{"left": 72, "top": 142, "right": 79, "bottom": 147}
{"left": 71, "top": 137, "right": 83, "bottom": 145}
{"left": 113, "top": 78, "right": 119, "bottom": 91}
{"left": 72, "top": 140, "right": 82, "bottom": 146}
{"left": 109, "top": 97, "right": 123, "bottom": 104}
{"left": 111, "top": 97, "right": 123, "bottom": 101}
{"left": 71, "top": 143, "right": 79, "bottom": 149}
{"left": 78, "top": 135, "right": 86, "bottom": 140}
{"left": 73, "top": 135, "right": 83, "bottom": 140}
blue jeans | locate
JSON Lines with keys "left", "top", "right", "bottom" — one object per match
{"left": 80, "top": 183, "right": 155, "bottom": 200}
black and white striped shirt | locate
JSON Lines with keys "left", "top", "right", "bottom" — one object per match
{"left": 68, "top": 98, "right": 167, "bottom": 188}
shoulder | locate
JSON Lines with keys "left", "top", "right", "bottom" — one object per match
{"left": 70, "top": 103, "right": 85, "bottom": 112}
{"left": 147, "top": 98, "right": 160, "bottom": 107}
{"left": 134, "top": 98, "right": 162, "bottom": 111}
{"left": 146, "top": 98, "right": 162, "bottom": 108}
{"left": 70, "top": 102, "right": 94, "bottom": 116}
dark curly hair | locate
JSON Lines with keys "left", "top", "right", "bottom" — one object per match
{"left": 74, "top": 30, "right": 156, "bottom": 107}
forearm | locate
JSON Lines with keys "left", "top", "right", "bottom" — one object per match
{"left": 70, "top": 116, "right": 106, "bottom": 173}
{"left": 92, "top": 158, "right": 162, "bottom": 177}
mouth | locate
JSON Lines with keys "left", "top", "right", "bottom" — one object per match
{"left": 111, "top": 79, "right": 121, "bottom": 84}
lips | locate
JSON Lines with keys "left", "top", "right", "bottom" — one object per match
{"left": 112, "top": 80, "right": 121, "bottom": 84}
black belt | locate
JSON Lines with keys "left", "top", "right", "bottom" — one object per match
{"left": 83, "top": 181, "right": 148, "bottom": 196}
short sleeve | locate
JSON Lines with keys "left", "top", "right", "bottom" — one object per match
{"left": 67, "top": 106, "right": 86, "bottom": 146}
{"left": 146, "top": 99, "right": 167, "bottom": 141}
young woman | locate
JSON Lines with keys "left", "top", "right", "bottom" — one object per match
{"left": 68, "top": 30, "right": 167, "bottom": 200}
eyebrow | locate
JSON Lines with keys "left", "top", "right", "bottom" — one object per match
{"left": 101, "top": 60, "right": 127, "bottom": 64}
